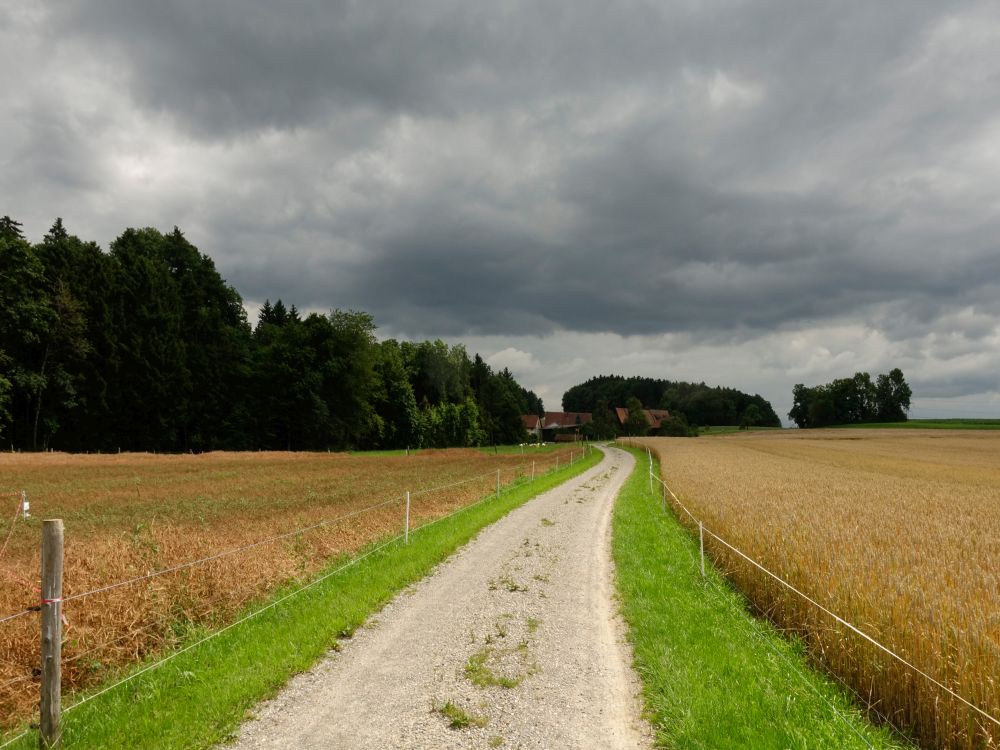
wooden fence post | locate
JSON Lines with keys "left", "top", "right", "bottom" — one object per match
{"left": 404, "top": 492, "right": 411, "bottom": 545}
{"left": 40, "top": 519, "right": 64, "bottom": 749}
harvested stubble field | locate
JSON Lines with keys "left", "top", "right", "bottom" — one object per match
{"left": 0, "top": 445, "right": 578, "bottom": 730}
{"left": 636, "top": 431, "right": 1000, "bottom": 750}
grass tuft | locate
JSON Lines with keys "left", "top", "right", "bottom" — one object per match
{"left": 464, "top": 648, "right": 522, "bottom": 689}
{"left": 434, "top": 699, "right": 488, "bottom": 729}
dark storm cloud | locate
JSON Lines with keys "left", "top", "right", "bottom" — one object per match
{"left": 54, "top": 1, "right": 473, "bottom": 134}
{"left": 6, "top": 0, "right": 1000, "bottom": 411}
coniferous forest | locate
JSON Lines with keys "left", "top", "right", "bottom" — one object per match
{"left": 0, "top": 217, "right": 542, "bottom": 452}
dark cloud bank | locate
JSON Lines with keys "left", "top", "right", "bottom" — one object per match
{"left": 3, "top": 0, "right": 1000, "bottom": 417}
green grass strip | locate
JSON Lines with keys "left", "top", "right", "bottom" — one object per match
{"left": 832, "top": 419, "right": 1000, "bottom": 429}
{"left": 612, "top": 446, "right": 913, "bottom": 749}
{"left": 7, "top": 447, "right": 603, "bottom": 750}
{"left": 477, "top": 442, "right": 581, "bottom": 455}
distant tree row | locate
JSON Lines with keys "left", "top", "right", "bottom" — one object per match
{"left": 788, "top": 369, "right": 911, "bottom": 428}
{"left": 0, "top": 217, "right": 540, "bottom": 452}
{"left": 562, "top": 374, "right": 781, "bottom": 429}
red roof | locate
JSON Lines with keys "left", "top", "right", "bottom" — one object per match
{"left": 614, "top": 407, "right": 671, "bottom": 428}
{"left": 542, "top": 411, "right": 592, "bottom": 429}
{"left": 522, "top": 414, "right": 542, "bottom": 430}
{"left": 645, "top": 409, "right": 672, "bottom": 428}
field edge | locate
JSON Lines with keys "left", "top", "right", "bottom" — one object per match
{"left": 611, "top": 444, "right": 912, "bottom": 749}
{"left": 4, "top": 446, "right": 604, "bottom": 750}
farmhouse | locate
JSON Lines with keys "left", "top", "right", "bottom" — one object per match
{"left": 613, "top": 407, "right": 671, "bottom": 431}
{"left": 523, "top": 412, "right": 592, "bottom": 442}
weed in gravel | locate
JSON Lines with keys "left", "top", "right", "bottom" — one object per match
{"left": 540, "top": 518, "right": 555, "bottom": 526}
{"left": 497, "top": 574, "right": 527, "bottom": 593}
{"left": 434, "top": 699, "right": 487, "bottom": 729}
{"left": 488, "top": 736, "right": 504, "bottom": 747}
{"left": 526, "top": 617, "right": 542, "bottom": 633}
{"left": 464, "top": 648, "right": 522, "bottom": 689}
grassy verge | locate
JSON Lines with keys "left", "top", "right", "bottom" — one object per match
{"left": 7, "top": 447, "right": 603, "bottom": 749}
{"left": 349, "top": 442, "right": 584, "bottom": 457}
{"left": 832, "top": 419, "right": 1000, "bottom": 429}
{"left": 477, "top": 442, "right": 582, "bottom": 455}
{"left": 612, "top": 445, "right": 912, "bottom": 749}
{"left": 699, "top": 425, "right": 786, "bottom": 436}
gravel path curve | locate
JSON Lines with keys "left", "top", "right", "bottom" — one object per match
{"left": 230, "top": 446, "right": 651, "bottom": 750}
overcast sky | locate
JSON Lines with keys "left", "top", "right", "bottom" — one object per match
{"left": 4, "top": 1, "right": 1000, "bottom": 421}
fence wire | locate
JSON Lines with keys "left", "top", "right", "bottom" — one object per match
{"left": 0, "top": 447, "right": 587, "bottom": 622}
{"left": 621, "top": 438, "right": 1000, "bottom": 735}
{"left": 0, "top": 443, "right": 595, "bottom": 746}
{"left": 58, "top": 445, "right": 590, "bottom": 715}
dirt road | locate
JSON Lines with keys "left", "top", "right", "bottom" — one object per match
{"left": 231, "top": 446, "right": 650, "bottom": 749}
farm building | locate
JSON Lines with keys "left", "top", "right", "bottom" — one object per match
{"left": 522, "top": 412, "right": 592, "bottom": 442}
{"left": 522, "top": 414, "right": 542, "bottom": 440}
{"left": 613, "top": 407, "right": 671, "bottom": 432}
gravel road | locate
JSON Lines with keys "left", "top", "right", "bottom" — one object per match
{"left": 230, "top": 446, "right": 650, "bottom": 750}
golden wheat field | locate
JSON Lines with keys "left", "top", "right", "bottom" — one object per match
{"left": 635, "top": 430, "right": 1000, "bottom": 750}
{"left": 0, "top": 445, "right": 577, "bottom": 729}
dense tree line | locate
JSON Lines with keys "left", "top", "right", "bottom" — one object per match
{"left": 788, "top": 369, "right": 911, "bottom": 428}
{"left": 563, "top": 374, "right": 781, "bottom": 428}
{"left": 0, "top": 217, "right": 540, "bottom": 452}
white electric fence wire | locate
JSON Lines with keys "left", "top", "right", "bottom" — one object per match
{"left": 727, "top": 598, "right": 878, "bottom": 750}
{"left": 822, "top": 658, "right": 912, "bottom": 741}
{"left": 61, "top": 494, "right": 405, "bottom": 605}
{"left": 61, "top": 532, "right": 403, "bottom": 716}
{"left": 0, "top": 496, "right": 23, "bottom": 560}
{"left": 63, "top": 613, "right": 191, "bottom": 668}
{"left": 0, "top": 447, "right": 585, "bottom": 747}
{"left": 408, "top": 468, "right": 500, "bottom": 498}
{"left": 0, "top": 673, "right": 33, "bottom": 692}
{"left": 0, "top": 446, "right": 584, "bottom": 728}
{"left": 40, "top": 450, "right": 571, "bottom": 610}
{"left": 641, "top": 442, "right": 1000, "bottom": 732}
{"left": 0, "top": 728, "right": 28, "bottom": 748}
{"left": 0, "top": 609, "right": 33, "bottom": 626}
{"left": 59, "top": 448, "right": 586, "bottom": 718}
{"left": 643, "top": 445, "right": 879, "bottom": 747}
{"left": 0, "top": 453, "right": 574, "bottom": 625}
{"left": 407, "top": 472, "right": 520, "bottom": 535}
{"left": 0, "top": 494, "right": 34, "bottom": 626}
{"left": 700, "top": 529, "right": 1000, "bottom": 729}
